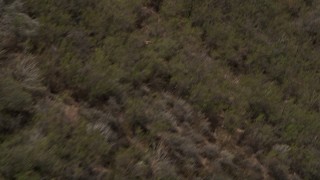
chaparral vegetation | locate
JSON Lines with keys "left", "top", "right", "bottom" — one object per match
{"left": 0, "top": 0, "right": 320, "bottom": 179}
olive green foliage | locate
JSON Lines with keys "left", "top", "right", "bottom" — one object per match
{"left": 0, "top": 0, "right": 320, "bottom": 179}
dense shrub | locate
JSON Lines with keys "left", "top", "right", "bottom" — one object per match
{"left": 0, "top": 0, "right": 320, "bottom": 179}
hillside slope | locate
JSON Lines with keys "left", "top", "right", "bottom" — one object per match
{"left": 0, "top": 0, "right": 320, "bottom": 179}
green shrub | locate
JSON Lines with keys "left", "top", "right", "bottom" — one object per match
{"left": 0, "top": 78, "right": 32, "bottom": 112}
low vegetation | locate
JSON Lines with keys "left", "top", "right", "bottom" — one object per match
{"left": 0, "top": 0, "right": 319, "bottom": 179}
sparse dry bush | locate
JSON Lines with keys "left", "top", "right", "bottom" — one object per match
{"left": 12, "top": 55, "right": 41, "bottom": 86}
